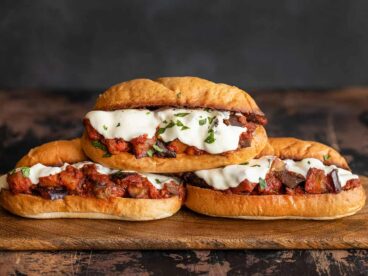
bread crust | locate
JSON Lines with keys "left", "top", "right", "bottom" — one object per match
{"left": 94, "top": 77, "right": 264, "bottom": 116}
{"left": 258, "top": 137, "right": 349, "bottom": 169}
{"left": 2, "top": 139, "right": 183, "bottom": 220}
{"left": 185, "top": 184, "right": 366, "bottom": 220}
{"left": 0, "top": 190, "right": 181, "bottom": 221}
{"left": 16, "top": 138, "right": 86, "bottom": 168}
{"left": 81, "top": 125, "right": 268, "bottom": 173}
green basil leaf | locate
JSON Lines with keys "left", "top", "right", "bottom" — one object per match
{"left": 204, "top": 129, "right": 216, "bottom": 144}
{"left": 152, "top": 144, "right": 164, "bottom": 153}
{"left": 21, "top": 167, "right": 31, "bottom": 178}
{"left": 176, "top": 120, "right": 184, "bottom": 127}
{"left": 199, "top": 118, "right": 207, "bottom": 126}
{"left": 91, "top": 140, "right": 107, "bottom": 152}
{"left": 259, "top": 178, "right": 267, "bottom": 189}
{"left": 174, "top": 112, "right": 190, "bottom": 117}
{"left": 181, "top": 126, "right": 190, "bottom": 130}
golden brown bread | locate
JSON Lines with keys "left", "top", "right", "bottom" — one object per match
{"left": 185, "top": 137, "right": 365, "bottom": 220}
{"left": 94, "top": 76, "right": 264, "bottom": 116}
{"left": 258, "top": 137, "right": 349, "bottom": 169}
{"left": 16, "top": 138, "right": 86, "bottom": 168}
{"left": 0, "top": 190, "right": 181, "bottom": 221}
{"left": 185, "top": 185, "right": 366, "bottom": 220}
{"left": 81, "top": 125, "right": 268, "bottom": 173}
{"left": 1, "top": 139, "right": 183, "bottom": 220}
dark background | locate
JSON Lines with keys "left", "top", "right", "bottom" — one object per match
{"left": 1, "top": 0, "right": 368, "bottom": 90}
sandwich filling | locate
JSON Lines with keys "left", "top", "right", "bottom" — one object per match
{"left": 0, "top": 162, "right": 184, "bottom": 200}
{"left": 183, "top": 156, "right": 360, "bottom": 195}
{"left": 84, "top": 108, "right": 266, "bottom": 158}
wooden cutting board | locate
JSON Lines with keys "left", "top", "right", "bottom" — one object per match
{"left": 0, "top": 177, "right": 367, "bottom": 250}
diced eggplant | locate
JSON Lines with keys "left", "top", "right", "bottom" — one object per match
{"left": 329, "top": 169, "right": 342, "bottom": 193}
{"left": 36, "top": 187, "right": 68, "bottom": 200}
{"left": 154, "top": 140, "right": 177, "bottom": 158}
{"left": 181, "top": 172, "right": 209, "bottom": 188}
{"left": 270, "top": 158, "right": 286, "bottom": 172}
{"left": 276, "top": 170, "right": 305, "bottom": 188}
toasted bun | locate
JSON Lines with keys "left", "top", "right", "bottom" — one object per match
{"left": 258, "top": 137, "right": 349, "bottom": 169}
{"left": 185, "top": 184, "right": 366, "bottom": 220}
{"left": 185, "top": 137, "right": 365, "bottom": 219}
{"left": 16, "top": 138, "right": 87, "bottom": 168}
{"left": 94, "top": 77, "right": 264, "bottom": 116}
{"left": 81, "top": 125, "right": 268, "bottom": 173}
{"left": 2, "top": 139, "right": 183, "bottom": 220}
{"left": 0, "top": 190, "right": 181, "bottom": 221}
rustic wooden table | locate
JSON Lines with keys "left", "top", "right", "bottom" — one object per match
{"left": 0, "top": 88, "right": 367, "bottom": 275}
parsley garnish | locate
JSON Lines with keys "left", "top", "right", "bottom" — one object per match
{"left": 163, "top": 120, "right": 168, "bottom": 124}
{"left": 176, "top": 92, "right": 182, "bottom": 98}
{"left": 146, "top": 149, "right": 154, "bottom": 157}
{"left": 155, "top": 179, "right": 161, "bottom": 184}
{"left": 307, "top": 161, "right": 311, "bottom": 165}
{"left": 204, "top": 129, "right": 216, "bottom": 144}
{"left": 199, "top": 118, "right": 207, "bottom": 126}
{"left": 204, "top": 108, "right": 211, "bottom": 112}
{"left": 251, "top": 164, "right": 261, "bottom": 167}
{"left": 91, "top": 140, "right": 111, "bottom": 158}
{"left": 208, "top": 116, "right": 216, "bottom": 125}
{"left": 103, "top": 152, "right": 112, "bottom": 158}
{"left": 241, "top": 162, "right": 249, "bottom": 165}
{"left": 91, "top": 140, "right": 108, "bottom": 152}
{"left": 152, "top": 144, "right": 164, "bottom": 153}
{"left": 146, "top": 111, "right": 151, "bottom": 115}
{"left": 116, "top": 123, "right": 121, "bottom": 127}
{"left": 174, "top": 112, "right": 190, "bottom": 117}
{"left": 103, "top": 125, "right": 108, "bottom": 131}
{"left": 20, "top": 167, "right": 30, "bottom": 178}
{"left": 259, "top": 178, "right": 267, "bottom": 189}
{"left": 323, "top": 154, "right": 330, "bottom": 161}
{"left": 176, "top": 120, "right": 190, "bottom": 130}
{"left": 158, "top": 120, "right": 175, "bottom": 135}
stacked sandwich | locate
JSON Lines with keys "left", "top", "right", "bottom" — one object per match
{"left": 0, "top": 77, "right": 365, "bottom": 220}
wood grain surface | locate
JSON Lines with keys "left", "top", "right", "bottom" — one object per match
{"left": 0, "top": 177, "right": 366, "bottom": 251}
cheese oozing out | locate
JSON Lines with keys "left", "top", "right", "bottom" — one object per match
{"left": 85, "top": 108, "right": 247, "bottom": 154}
{"left": 194, "top": 156, "right": 359, "bottom": 190}
{"left": 0, "top": 162, "right": 181, "bottom": 191}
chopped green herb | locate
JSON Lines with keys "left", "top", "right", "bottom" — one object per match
{"left": 259, "top": 178, "right": 267, "bottom": 189}
{"left": 241, "top": 162, "right": 249, "bottom": 165}
{"left": 146, "top": 111, "right": 151, "bottom": 115}
{"left": 174, "top": 112, "right": 190, "bottom": 117}
{"left": 181, "top": 126, "right": 190, "bottom": 130}
{"left": 307, "top": 161, "right": 311, "bottom": 165}
{"left": 208, "top": 116, "right": 216, "bottom": 125}
{"left": 155, "top": 179, "right": 161, "bottom": 184}
{"left": 204, "top": 129, "right": 216, "bottom": 144}
{"left": 199, "top": 118, "right": 207, "bottom": 126}
{"left": 158, "top": 128, "right": 166, "bottom": 135}
{"left": 251, "top": 164, "right": 261, "bottom": 167}
{"left": 166, "top": 121, "right": 175, "bottom": 128}
{"left": 146, "top": 149, "right": 154, "bottom": 157}
{"left": 116, "top": 123, "right": 121, "bottom": 127}
{"left": 103, "top": 152, "right": 112, "bottom": 158}
{"left": 163, "top": 120, "right": 168, "bottom": 124}
{"left": 153, "top": 144, "right": 164, "bottom": 153}
{"left": 103, "top": 125, "right": 108, "bottom": 131}
{"left": 204, "top": 108, "right": 211, "bottom": 112}
{"left": 8, "top": 168, "right": 17, "bottom": 175}
{"left": 91, "top": 140, "right": 108, "bottom": 152}
{"left": 176, "top": 120, "right": 184, "bottom": 127}
{"left": 323, "top": 154, "right": 330, "bottom": 161}
{"left": 21, "top": 167, "right": 30, "bottom": 178}
{"left": 176, "top": 92, "right": 182, "bottom": 98}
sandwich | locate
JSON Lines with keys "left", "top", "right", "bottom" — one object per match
{"left": 0, "top": 139, "right": 184, "bottom": 220}
{"left": 81, "top": 77, "right": 268, "bottom": 173}
{"left": 184, "top": 137, "right": 365, "bottom": 220}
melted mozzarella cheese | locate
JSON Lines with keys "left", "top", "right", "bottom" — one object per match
{"left": 85, "top": 109, "right": 160, "bottom": 140}
{"left": 3, "top": 162, "right": 180, "bottom": 190}
{"left": 195, "top": 156, "right": 275, "bottom": 190}
{"left": 85, "top": 108, "right": 247, "bottom": 154}
{"left": 195, "top": 156, "right": 358, "bottom": 189}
